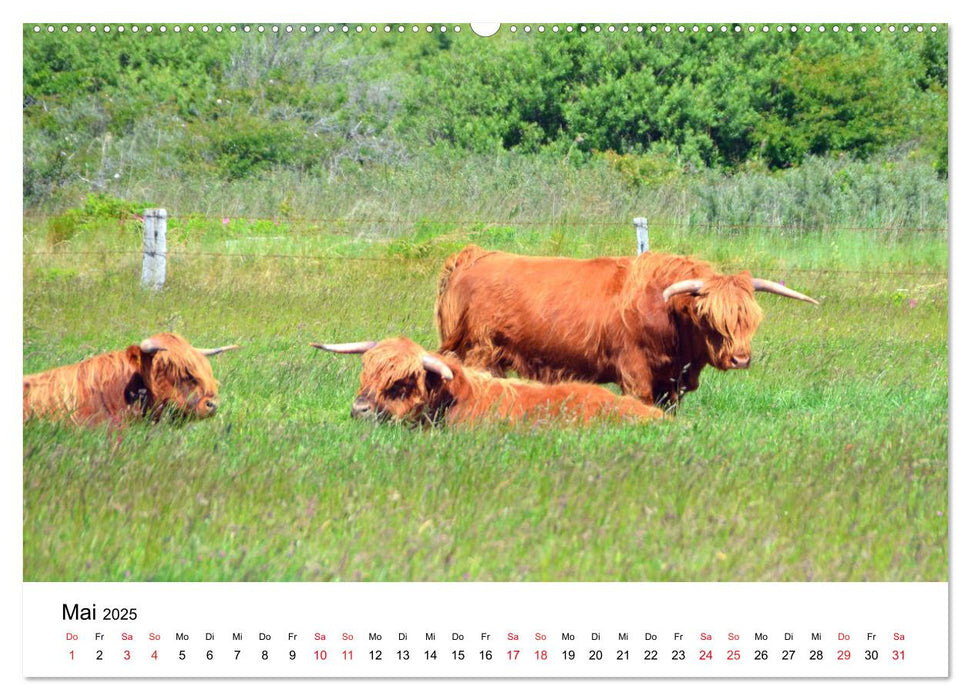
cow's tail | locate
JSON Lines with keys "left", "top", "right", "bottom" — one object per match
{"left": 436, "top": 244, "right": 486, "bottom": 298}
{"left": 435, "top": 244, "right": 488, "bottom": 349}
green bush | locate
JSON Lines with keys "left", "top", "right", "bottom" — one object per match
{"left": 596, "top": 149, "right": 682, "bottom": 187}
{"left": 189, "top": 115, "right": 316, "bottom": 180}
{"left": 79, "top": 192, "right": 150, "bottom": 219}
{"left": 403, "top": 29, "right": 946, "bottom": 171}
{"left": 757, "top": 40, "right": 909, "bottom": 167}
{"left": 44, "top": 193, "right": 151, "bottom": 246}
{"left": 22, "top": 26, "right": 949, "bottom": 212}
{"left": 387, "top": 238, "right": 433, "bottom": 259}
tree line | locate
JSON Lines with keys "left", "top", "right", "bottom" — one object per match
{"left": 23, "top": 26, "right": 948, "bottom": 204}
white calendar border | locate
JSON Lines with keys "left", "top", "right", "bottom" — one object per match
{"left": 6, "top": 0, "right": 964, "bottom": 696}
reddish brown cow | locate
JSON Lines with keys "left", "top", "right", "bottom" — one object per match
{"left": 313, "top": 336, "right": 663, "bottom": 426}
{"left": 436, "top": 245, "right": 818, "bottom": 407}
{"left": 23, "top": 332, "right": 239, "bottom": 425}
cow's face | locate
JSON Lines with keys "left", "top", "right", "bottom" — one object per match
{"left": 691, "top": 274, "right": 765, "bottom": 371}
{"left": 315, "top": 337, "right": 454, "bottom": 424}
{"left": 355, "top": 338, "right": 454, "bottom": 423}
{"left": 664, "top": 271, "right": 818, "bottom": 372}
{"left": 129, "top": 333, "right": 235, "bottom": 419}
{"left": 351, "top": 375, "right": 423, "bottom": 422}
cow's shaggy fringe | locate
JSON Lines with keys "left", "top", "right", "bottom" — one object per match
{"left": 627, "top": 255, "right": 763, "bottom": 352}
{"left": 630, "top": 255, "right": 767, "bottom": 362}
{"left": 692, "top": 273, "right": 765, "bottom": 360}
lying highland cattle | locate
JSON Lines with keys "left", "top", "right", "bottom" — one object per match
{"left": 23, "top": 332, "right": 239, "bottom": 424}
{"left": 436, "top": 245, "right": 818, "bottom": 406}
{"left": 313, "top": 336, "right": 663, "bottom": 426}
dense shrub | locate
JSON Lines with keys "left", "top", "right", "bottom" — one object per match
{"left": 405, "top": 29, "right": 946, "bottom": 171}
{"left": 43, "top": 193, "right": 150, "bottom": 247}
{"left": 23, "top": 26, "right": 948, "bottom": 210}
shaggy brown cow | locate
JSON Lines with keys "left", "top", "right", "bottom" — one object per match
{"left": 436, "top": 245, "right": 818, "bottom": 407}
{"left": 312, "top": 336, "right": 663, "bottom": 426}
{"left": 23, "top": 332, "right": 239, "bottom": 425}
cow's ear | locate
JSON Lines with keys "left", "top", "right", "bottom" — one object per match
{"left": 423, "top": 370, "right": 445, "bottom": 394}
{"left": 421, "top": 354, "right": 454, "bottom": 381}
{"left": 125, "top": 345, "right": 145, "bottom": 370}
{"left": 125, "top": 342, "right": 164, "bottom": 370}
{"left": 421, "top": 354, "right": 458, "bottom": 398}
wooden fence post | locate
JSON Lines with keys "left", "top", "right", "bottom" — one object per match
{"left": 634, "top": 217, "right": 649, "bottom": 255}
{"left": 141, "top": 209, "right": 167, "bottom": 290}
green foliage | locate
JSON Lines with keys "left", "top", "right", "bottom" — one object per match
{"left": 79, "top": 191, "right": 151, "bottom": 219}
{"left": 387, "top": 238, "right": 433, "bottom": 259}
{"left": 189, "top": 115, "right": 313, "bottom": 180}
{"left": 45, "top": 211, "right": 80, "bottom": 246}
{"left": 402, "top": 29, "right": 946, "bottom": 171}
{"left": 688, "top": 155, "right": 946, "bottom": 232}
{"left": 758, "top": 37, "right": 911, "bottom": 167}
{"left": 23, "top": 29, "right": 235, "bottom": 116}
{"left": 165, "top": 214, "right": 290, "bottom": 248}
{"left": 44, "top": 193, "right": 150, "bottom": 246}
{"left": 23, "top": 29, "right": 404, "bottom": 201}
{"left": 597, "top": 148, "right": 682, "bottom": 187}
{"left": 23, "top": 25, "right": 949, "bottom": 207}
{"left": 402, "top": 32, "right": 576, "bottom": 153}
{"left": 918, "top": 29, "right": 948, "bottom": 89}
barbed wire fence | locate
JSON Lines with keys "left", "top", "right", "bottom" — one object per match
{"left": 22, "top": 210, "right": 949, "bottom": 284}
{"left": 21, "top": 211, "right": 951, "bottom": 235}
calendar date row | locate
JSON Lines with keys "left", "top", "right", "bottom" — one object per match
{"left": 65, "top": 646, "right": 908, "bottom": 664}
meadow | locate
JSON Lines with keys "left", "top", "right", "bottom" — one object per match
{"left": 22, "top": 201, "right": 948, "bottom": 582}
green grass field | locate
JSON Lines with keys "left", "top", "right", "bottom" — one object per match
{"left": 22, "top": 218, "right": 948, "bottom": 582}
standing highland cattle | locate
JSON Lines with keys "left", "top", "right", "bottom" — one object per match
{"left": 23, "top": 332, "right": 239, "bottom": 425}
{"left": 313, "top": 336, "right": 664, "bottom": 426}
{"left": 436, "top": 245, "right": 818, "bottom": 407}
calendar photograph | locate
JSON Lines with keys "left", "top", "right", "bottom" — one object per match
{"left": 22, "top": 22, "right": 948, "bottom": 590}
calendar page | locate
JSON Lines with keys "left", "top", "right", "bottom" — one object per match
{"left": 18, "top": 4, "right": 954, "bottom": 692}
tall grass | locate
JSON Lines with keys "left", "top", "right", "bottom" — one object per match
{"left": 22, "top": 208, "right": 947, "bottom": 582}
{"left": 27, "top": 151, "right": 948, "bottom": 238}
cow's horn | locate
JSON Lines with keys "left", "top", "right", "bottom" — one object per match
{"left": 138, "top": 338, "right": 167, "bottom": 354}
{"left": 421, "top": 354, "right": 454, "bottom": 381}
{"left": 662, "top": 279, "right": 705, "bottom": 301}
{"left": 197, "top": 344, "right": 241, "bottom": 357}
{"left": 752, "top": 279, "right": 820, "bottom": 305}
{"left": 311, "top": 341, "right": 378, "bottom": 354}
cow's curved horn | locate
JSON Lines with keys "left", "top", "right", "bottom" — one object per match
{"left": 138, "top": 338, "right": 166, "bottom": 354}
{"left": 752, "top": 279, "right": 820, "bottom": 305}
{"left": 196, "top": 344, "right": 241, "bottom": 357}
{"left": 421, "top": 354, "right": 454, "bottom": 381}
{"left": 662, "top": 279, "right": 705, "bottom": 301}
{"left": 311, "top": 341, "right": 378, "bottom": 354}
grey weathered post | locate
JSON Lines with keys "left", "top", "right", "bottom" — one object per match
{"left": 141, "top": 208, "right": 167, "bottom": 290}
{"left": 634, "top": 217, "right": 649, "bottom": 255}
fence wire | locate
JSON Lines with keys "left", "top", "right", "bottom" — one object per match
{"left": 23, "top": 214, "right": 948, "bottom": 279}
{"left": 22, "top": 249, "right": 948, "bottom": 278}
